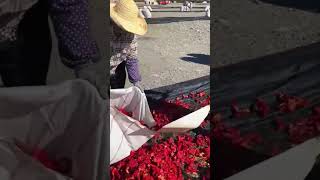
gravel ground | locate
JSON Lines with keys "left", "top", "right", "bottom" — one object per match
{"left": 213, "top": 0, "right": 320, "bottom": 68}
{"left": 129, "top": 3, "right": 210, "bottom": 89}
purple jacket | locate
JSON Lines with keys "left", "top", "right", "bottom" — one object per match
{"left": 49, "top": 0, "right": 100, "bottom": 69}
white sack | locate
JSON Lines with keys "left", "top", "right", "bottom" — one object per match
{"left": 0, "top": 80, "right": 107, "bottom": 180}
{"left": 110, "top": 87, "right": 156, "bottom": 164}
{"left": 206, "top": 8, "right": 210, "bottom": 17}
{"left": 188, "top": 2, "right": 193, "bottom": 9}
{"left": 205, "top": 5, "right": 210, "bottom": 12}
{"left": 0, "top": 138, "right": 71, "bottom": 180}
{"left": 147, "top": 5, "right": 153, "bottom": 12}
{"left": 110, "top": 87, "right": 156, "bottom": 128}
{"left": 142, "top": 7, "right": 152, "bottom": 18}
{"left": 181, "top": 5, "right": 188, "bottom": 12}
{"left": 139, "top": 9, "right": 145, "bottom": 18}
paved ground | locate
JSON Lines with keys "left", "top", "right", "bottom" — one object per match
{"left": 213, "top": 0, "right": 320, "bottom": 68}
{"left": 126, "top": 3, "right": 210, "bottom": 89}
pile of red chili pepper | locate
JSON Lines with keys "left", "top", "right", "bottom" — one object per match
{"left": 111, "top": 90, "right": 211, "bottom": 180}
{"left": 213, "top": 92, "right": 320, "bottom": 156}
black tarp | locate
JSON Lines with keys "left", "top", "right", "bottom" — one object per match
{"left": 145, "top": 76, "right": 209, "bottom": 100}
{"left": 211, "top": 42, "right": 320, "bottom": 143}
{"left": 145, "top": 75, "right": 210, "bottom": 109}
{"left": 213, "top": 42, "right": 320, "bottom": 179}
{"left": 258, "top": 0, "right": 320, "bottom": 13}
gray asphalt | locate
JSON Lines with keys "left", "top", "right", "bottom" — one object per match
{"left": 213, "top": 0, "right": 320, "bottom": 68}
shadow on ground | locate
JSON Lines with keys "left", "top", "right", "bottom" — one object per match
{"left": 180, "top": 53, "right": 210, "bottom": 65}
{"left": 146, "top": 16, "right": 209, "bottom": 24}
{"left": 257, "top": 0, "right": 320, "bottom": 13}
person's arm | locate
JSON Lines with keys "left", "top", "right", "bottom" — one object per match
{"left": 125, "top": 35, "right": 142, "bottom": 85}
{"left": 48, "top": 0, "right": 107, "bottom": 99}
{"left": 48, "top": 0, "right": 100, "bottom": 69}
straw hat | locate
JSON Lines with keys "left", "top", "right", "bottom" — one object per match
{"left": 110, "top": 0, "right": 148, "bottom": 36}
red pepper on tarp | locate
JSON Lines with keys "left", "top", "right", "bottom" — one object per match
{"left": 313, "top": 106, "right": 320, "bottom": 115}
{"left": 231, "top": 101, "right": 251, "bottom": 118}
{"left": 275, "top": 118, "right": 287, "bottom": 132}
{"left": 276, "top": 93, "right": 309, "bottom": 113}
{"left": 255, "top": 98, "right": 270, "bottom": 118}
{"left": 270, "top": 145, "right": 282, "bottom": 156}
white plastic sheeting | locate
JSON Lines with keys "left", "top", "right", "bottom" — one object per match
{"left": 0, "top": 80, "right": 107, "bottom": 180}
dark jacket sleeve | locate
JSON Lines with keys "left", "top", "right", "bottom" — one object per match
{"left": 126, "top": 57, "right": 142, "bottom": 84}
{"left": 48, "top": 0, "right": 100, "bottom": 69}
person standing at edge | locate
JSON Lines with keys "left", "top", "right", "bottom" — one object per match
{"left": 110, "top": 0, "right": 147, "bottom": 91}
{"left": 0, "top": 0, "right": 107, "bottom": 99}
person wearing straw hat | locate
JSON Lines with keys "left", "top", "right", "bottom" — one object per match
{"left": 110, "top": 0, "right": 147, "bottom": 91}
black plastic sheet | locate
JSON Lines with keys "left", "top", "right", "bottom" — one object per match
{"left": 145, "top": 75, "right": 210, "bottom": 109}
{"left": 259, "top": 0, "right": 320, "bottom": 13}
{"left": 212, "top": 41, "right": 320, "bottom": 137}
{"left": 212, "top": 42, "right": 320, "bottom": 179}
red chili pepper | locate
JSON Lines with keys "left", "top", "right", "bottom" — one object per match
{"left": 277, "top": 93, "right": 308, "bottom": 113}
{"left": 231, "top": 102, "right": 251, "bottom": 118}
{"left": 118, "top": 108, "right": 133, "bottom": 117}
{"left": 255, "top": 98, "right": 270, "bottom": 118}
{"left": 313, "top": 106, "right": 320, "bottom": 115}
{"left": 275, "top": 118, "right": 287, "bottom": 132}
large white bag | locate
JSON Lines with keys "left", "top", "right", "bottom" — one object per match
{"left": 110, "top": 87, "right": 156, "bottom": 164}
{"left": 142, "top": 6, "right": 152, "bottom": 18}
{"left": 0, "top": 80, "right": 107, "bottom": 180}
{"left": 110, "top": 87, "right": 210, "bottom": 165}
{"left": 0, "top": 138, "right": 72, "bottom": 180}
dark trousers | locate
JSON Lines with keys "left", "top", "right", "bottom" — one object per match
{"left": 0, "top": 0, "right": 51, "bottom": 87}
{"left": 110, "top": 61, "right": 126, "bottom": 89}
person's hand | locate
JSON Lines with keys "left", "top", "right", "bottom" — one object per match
{"left": 133, "top": 81, "right": 144, "bottom": 93}
{"left": 75, "top": 62, "right": 107, "bottom": 99}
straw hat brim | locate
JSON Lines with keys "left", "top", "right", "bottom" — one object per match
{"left": 110, "top": 4, "right": 148, "bottom": 36}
